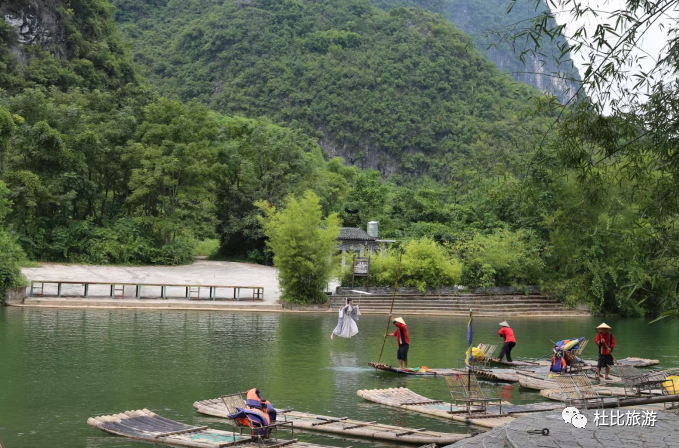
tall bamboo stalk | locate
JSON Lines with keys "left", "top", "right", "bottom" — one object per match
{"left": 377, "top": 252, "right": 403, "bottom": 363}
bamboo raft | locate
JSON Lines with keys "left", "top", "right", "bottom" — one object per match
{"left": 370, "top": 358, "right": 659, "bottom": 378}
{"left": 356, "top": 387, "right": 564, "bottom": 429}
{"left": 612, "top": 357, "right": 660, "bottom": 367}
{"left": 489, "top": 359, "right": 540, "bottom": 367}
{"left": 540, "top": 388, "right": 676, "bottom": 402}
{"left": 516, "top": 357, "right": 660, "bottom": 368}
{"left": 193, "top": 398, "right": 468, "bottom": 445}
{"left": 470, "top": 367, "right": 534, "bottom": 382}
{"left": 371, "top": 362, "right": 544, "bottom": 384}
{"left": 516, "top": 371, "right": 624, "bottom": 392}
{"left": 88, "top": 409, "right": 328, "bottom": 448}
{"left": 368, "top": 362, "right": 460, "bottom": 376}
{"left": 357, "top": 387, "right": 512, "bottom": 428}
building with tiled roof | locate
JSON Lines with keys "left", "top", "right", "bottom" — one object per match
{"left": 337, "top": 225, "right": 393, "bottom": 264}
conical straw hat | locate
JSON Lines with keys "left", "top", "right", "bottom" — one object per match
{"left": 596, "top": 322, "right": 612, "bottom": 329}
{"left": 499, "top": 321, "right": 510, "bottom": 327}
{"left": 393, "top": 317, "right": 406, "bottom": 325}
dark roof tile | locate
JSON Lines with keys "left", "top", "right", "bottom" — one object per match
{"left": 339, "top": 227, "right": 375, "bottom": 241}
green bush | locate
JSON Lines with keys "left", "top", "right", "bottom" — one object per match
{"left": 342, "top": 238, "right": 462, "bottom": 291}
{"left": 454, "top": 230, "right": 544, "bottom": 288}
{"left": 0, "top": 230, "right": 27, "bottom": 303}
{"left": 193, "top": 239, "right": 220, "bottom": 258}
{"left": 0, "top": 181, "right": 26, "bottom": 301}
{"left": 15, "top": 218, "right": 195, "bottom": 266}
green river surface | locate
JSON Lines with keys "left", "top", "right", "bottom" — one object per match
{"left": 1, "top": 307, "right": 678, "bottom": 448}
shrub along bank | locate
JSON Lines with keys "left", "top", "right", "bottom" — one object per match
{"left": 340, "top": 234, "right": 543, "bottom": 291}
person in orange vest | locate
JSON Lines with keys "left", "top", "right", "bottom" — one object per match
{"left": 595, "top": 323, "right": 615, "bottom": 380}
{"left": 385, "top": 314, "right": 409, "bottom": 369}
{"left": 495, "top": 321, "right": 516, "bottom": 362}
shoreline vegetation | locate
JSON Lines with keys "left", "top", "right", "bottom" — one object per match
{"left": 1, "top": 0, "right": 678, "bottom": 319}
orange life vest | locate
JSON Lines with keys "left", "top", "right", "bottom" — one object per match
{"left": 247, "top": 388, "right": 265, "bottom": 409}
{"left": 245, "top": 388, "right": 276, "bottom": 422}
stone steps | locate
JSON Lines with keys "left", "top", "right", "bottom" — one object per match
{"left": 332, "top": 299, "right": 561, "bottom": 305}
{"left": 333, "top": 294, "right": 555, "bottom": 299}
{"left": 332, "top": 300, "right": 565, "bottom": 306}
{"left": 331, "top": 306, "right": 568, "bottom": 312}
{"left": 333, "top": 297, "right": 558, "bottom": 303}
{"left": 331, "top": 300, "right": 564, "bottom": 306}
{"left": 329, "top": 293, "right": 585, "bottom": 316}
{"left": 354, "top": 309, "right": 584, "bottom": 316}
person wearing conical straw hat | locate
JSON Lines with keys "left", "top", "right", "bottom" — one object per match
{"left": 595, "top": 323, "right": 615, "bottom": 380}
{"left": 496, "top": 321, "right": 516, "bottom": 362}
{"left": 386, "top": 314, "right": 409, "bottom": 369}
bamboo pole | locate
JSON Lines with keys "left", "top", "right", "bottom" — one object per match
{"left": 377, "top": 252, "right": 403, "bottom": 364}
{"left": 467, "top": 309, "right": 472, "bottom": 404}
{"left": 615, "top": 393, "right": 679, "bottom": 408}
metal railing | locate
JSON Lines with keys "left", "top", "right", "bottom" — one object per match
{"left": 29, "top": 281, "right": 264, "bottom": 301}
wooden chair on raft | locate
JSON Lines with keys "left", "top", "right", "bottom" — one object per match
{"left": 612, "top": 366, "right": 671, "bottom": 398}
{"left": 444, "top": 372, "right": 501, "bottom": 415}
{"left": 457, "top": 344, "right": 497, "bottom": 369}
{"left": 566, "top": 340, "right": 589, "bottom": 373}
{"left": 570, "top": 339, "right": 589, "bottom": 357}
{"left": 221, "top": 392, "right": 294, "bottom": 444}
{"left": 476, "top": 344, "right": 498, "bottom": 368}
{"left": 552, "top": 374, "right": 619, "bottom": 409}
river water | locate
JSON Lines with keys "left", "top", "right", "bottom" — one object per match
{"left": 0, "top": 307, "right": 677, "bottom": 447}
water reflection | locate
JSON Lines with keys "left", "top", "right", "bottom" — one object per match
{"left": 0, "top": 307, "right": 677, "bottom": 448}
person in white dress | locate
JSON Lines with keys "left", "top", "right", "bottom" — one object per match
{"left": 331, "top": 298, "right": 360, "bottom": 339}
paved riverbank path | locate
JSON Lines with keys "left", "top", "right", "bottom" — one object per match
{"left": 19, "top": 260, "right": 283, "bottom": 310}
{"left": 446, "top": 409, "right": 679, "bottom": 447}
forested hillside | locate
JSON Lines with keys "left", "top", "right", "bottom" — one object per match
{"left": 2, "top": 0, "right": 676, "bottom": 318}
{"left": 370, "top": 0, "right": 580, "bottom": 99}
{"left": 111, "top": 0, "right": 553, "bottom": 177}
{"left": 0, "top": 0, "right": 353, "bottom": 267}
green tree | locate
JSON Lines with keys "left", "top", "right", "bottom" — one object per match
{"left": 257, "top": 191, "right": 340, "bottom": 304}
{"left": 0, "top": 180, "right": 27, "bottom": 301}
{"left": 503, "top": 0, "right": 679, "bottom": 318}
{"left": 127, "top": 99, "right": 219, "bottom": 244}
{"left": 215, "top": 117, "right": 327, "bottom": 259}
{"left": 453, "top": 230, "right": 544, "bottom": 289}
{"left": 0, "top": 106, "right": 15, "bottom": 175}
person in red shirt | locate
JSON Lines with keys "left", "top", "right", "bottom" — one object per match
{"left": 595, "top": 323, "right": 615, "bottom": 380}
{"left": 496, "top": 321, "right": 516, "bottom": 362}
{"left": 386, "top": 314, "right": 409, "bottom": 369}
